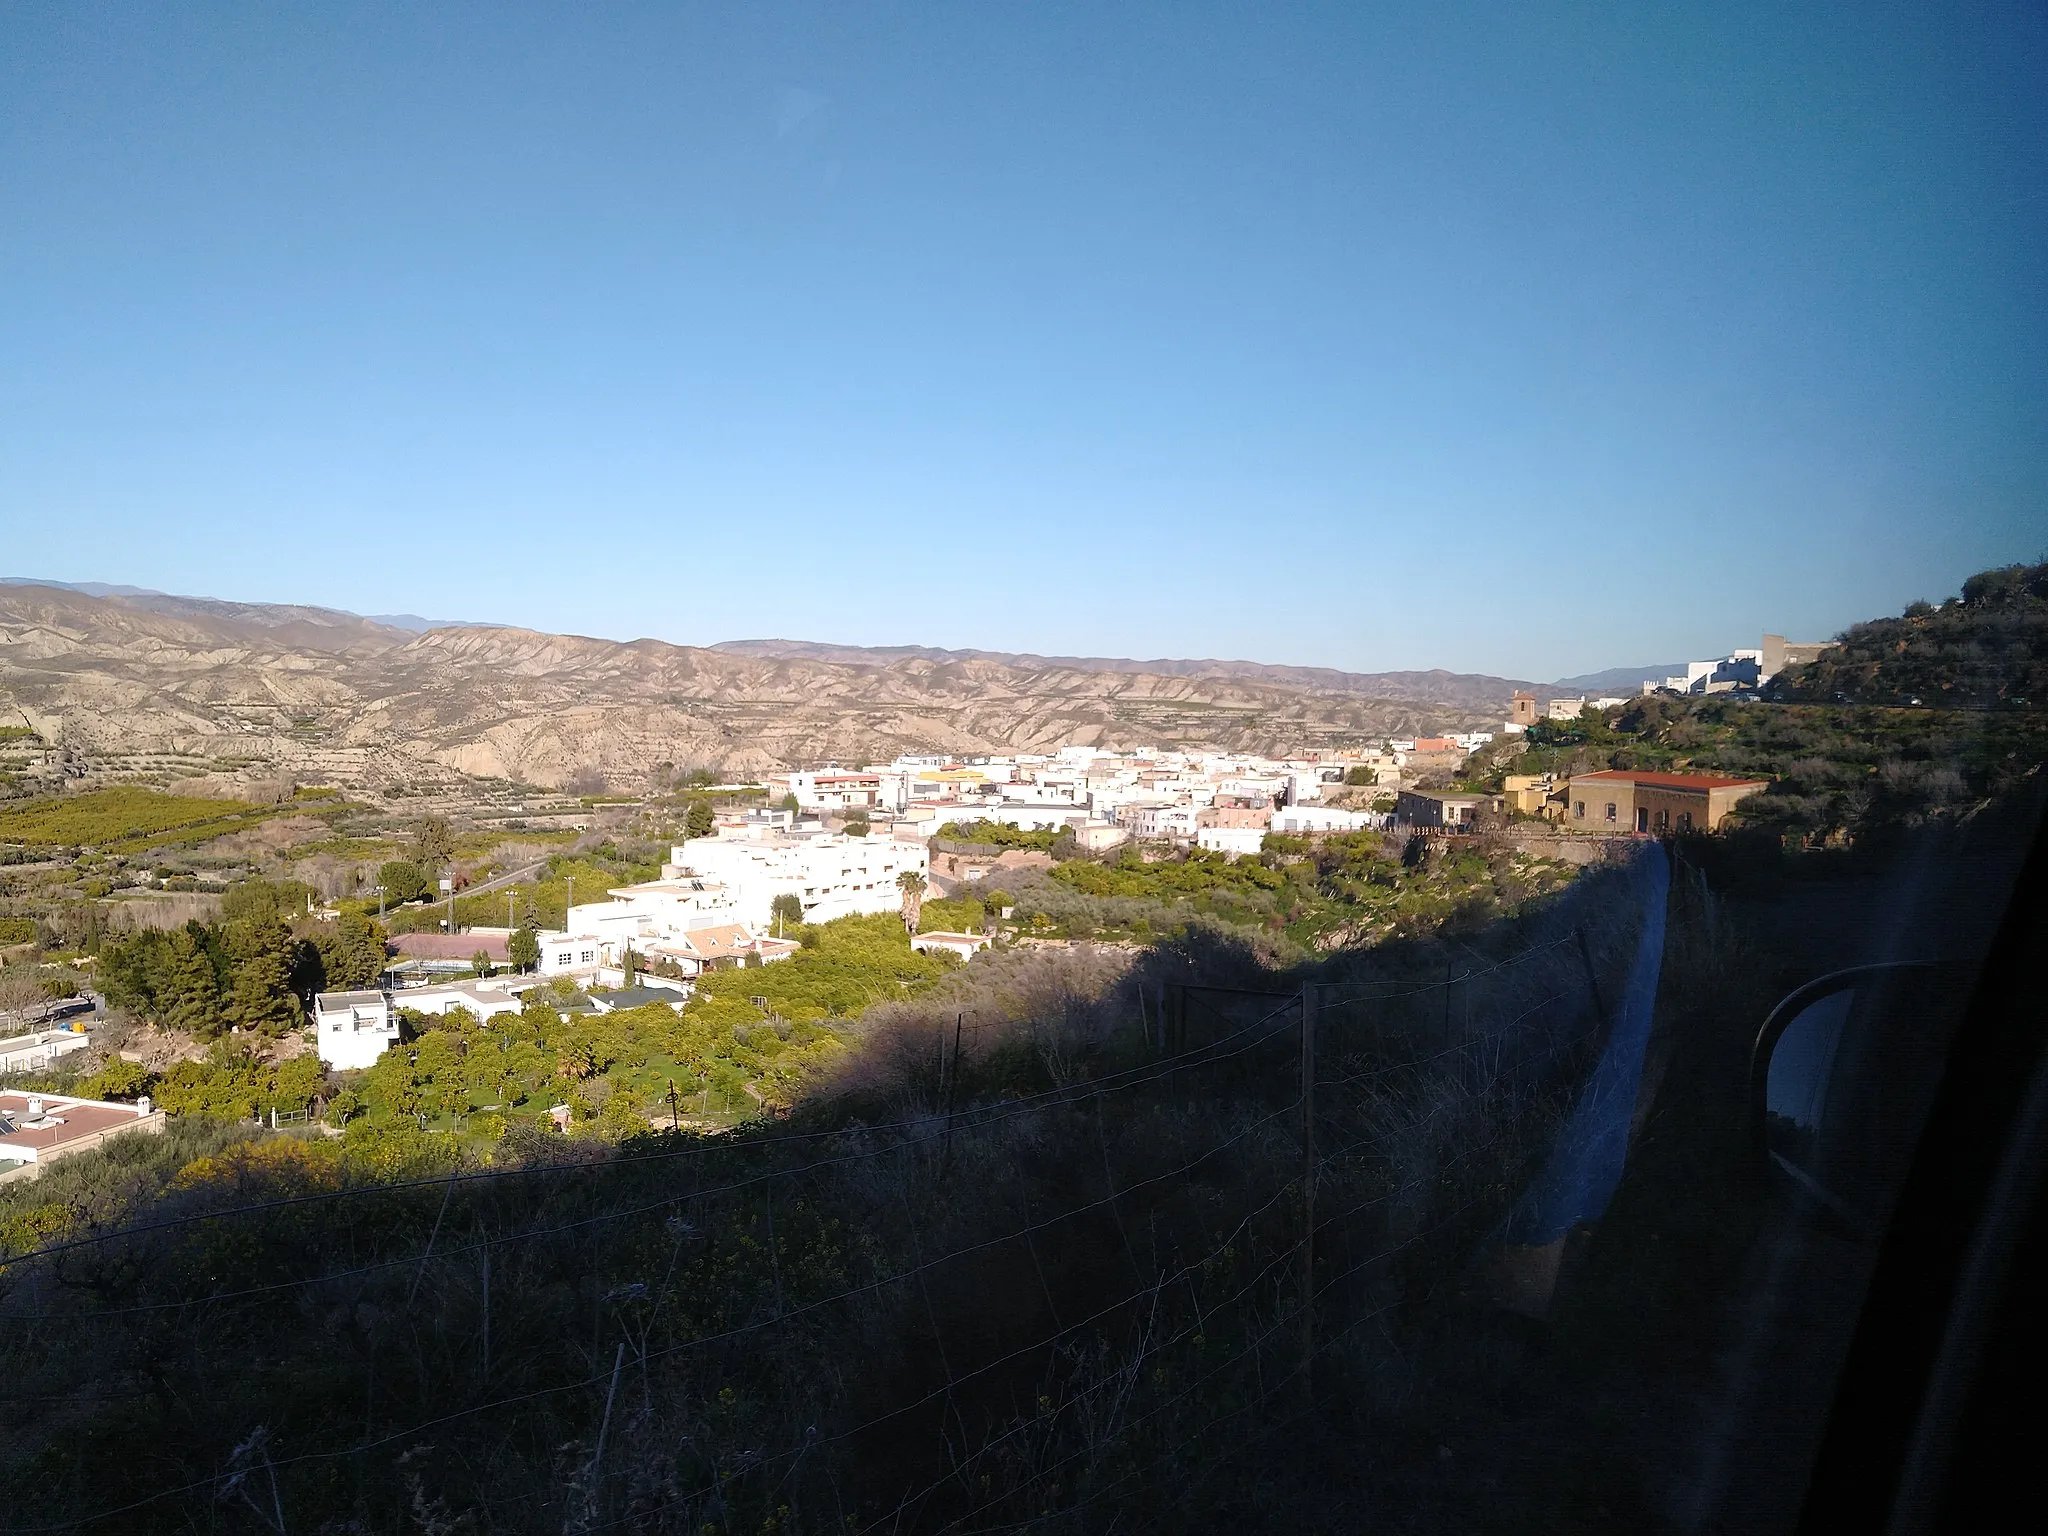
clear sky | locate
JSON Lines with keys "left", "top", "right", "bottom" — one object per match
{"left": 3, "top": 3, "right": 2043, "bottom": 679}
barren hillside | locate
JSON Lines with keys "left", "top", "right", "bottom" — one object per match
{"left": 0, "top": 584, "right": 1514, "bottom": 793}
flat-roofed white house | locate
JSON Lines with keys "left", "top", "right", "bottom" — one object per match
{"left": 1195, "top": 826, "right": 1268, "bottom": 856}
{"left": 394, "top": 979, "right": 529, "bottom": 1023}
{"left": 0, "top": 1027, "right": 94, "bottom": 1076}
{"left": 314, "top": 990, "right": 400, "bottom": 1070}
{"left": 909, "top": 931, "right": 991, "bottom": 962}
{"left": 1271, "top": 805, "right": 1381, "bottom": 834}
{"left": 538, "top": 934, "right": 606, "bottom": 980}
{"left": 768, "top": 771, "right": 883, "bottom": 809}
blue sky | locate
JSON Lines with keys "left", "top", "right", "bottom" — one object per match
{"left": 2, "top": 2, "right": 2043, "bottom": 679}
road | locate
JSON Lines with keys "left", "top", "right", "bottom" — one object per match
{"left": 461, "top": 860, "right": 549, "bottom": 899}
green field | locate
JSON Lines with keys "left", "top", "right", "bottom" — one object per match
{"left": 0, "top": 787, "right": 267, "bottom": 848}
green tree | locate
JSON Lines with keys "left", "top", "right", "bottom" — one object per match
{"left": 379, "top": 860, "right": 430, "bottom": 905}
{"left": 165, "top": 926, "right": 224, "bottom": 1037}
{"left": 779, "top": 793, "right": 800, "bottom": 814}
{"left": 471, "top": 949, "right": 494, "bottom": 978}
{"left": 685, "top": 800, "right": 716, "bottom": 840}
{"left": 287, "top": 935, "right": 326, "bottom": 1003}
{"left": 508, "top": 925, "right": 541, "bottom": 973}
{"left": 413, "top": 816, "right": 457, "bottom": 870}
{"left": 221, "top": 878, "right": 315, "bottom": 925}
{"left": 598, "top": 1083, "right": 647, "bottom": 1139}
{"left": 842, "top": 811, "right": 870, "bottom": 837}
{"left": 325, "top": 910, "right": 388, "bottom": 988}
{"left": 79, "top": 1056, "right": 153, "bottom": 1101}
{"left": 224, "top": 918, "right": 302, "bottom": 1036}
{"left": 769, "top": 892, "right": 804, "bottom": 936}
{"left": 98, "top": 927, "right": 177, "bottom": 1015}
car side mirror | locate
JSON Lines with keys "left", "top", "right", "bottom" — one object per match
{"left": 1750, "top": 962, "right": 1944, "bottom": 1234}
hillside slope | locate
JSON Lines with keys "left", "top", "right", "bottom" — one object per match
{"left": 1773, "top": 559, "right": 2048, "bottom": 709}
{"left": 0, "top": 584, "right": 1512, "bottom": 792}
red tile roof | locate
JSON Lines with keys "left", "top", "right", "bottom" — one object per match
{"left": 678, "top": 925, "right": 759, "bottom": 962}
{"left": 1572, "top": 769, "right": 1769, "bottom": 790}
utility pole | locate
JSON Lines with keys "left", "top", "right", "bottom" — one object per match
{"left": 1299, "top": 982, "right": 1318, "bottom": 1402}
{"left": 668, "top": 1078, "right": 681, "bottom": 1129}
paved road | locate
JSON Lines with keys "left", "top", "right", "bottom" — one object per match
{"left": 461, "top": 860, "right": 549, "bottom": 899}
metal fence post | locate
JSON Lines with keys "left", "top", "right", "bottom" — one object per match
{"left": 1300, "top": 982, "right": 1318, "bottom": 1400}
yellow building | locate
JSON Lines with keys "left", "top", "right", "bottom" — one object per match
{"left": 1565, "top": 770, "right": 1769, "bottom": 835}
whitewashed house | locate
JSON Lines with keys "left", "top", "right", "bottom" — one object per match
{"left": 314, "top": 990, "right": 400, "bottom": 1070}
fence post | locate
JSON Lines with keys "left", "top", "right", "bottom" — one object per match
{"left": 480, "top": 1240, "right": 491, "bottom": 1380}
{"left": 942, "top": 1013, "right": 963, "bottom": 1171}
{"left": 1300, "top": 982, "right": 1318, "bottom": 1400}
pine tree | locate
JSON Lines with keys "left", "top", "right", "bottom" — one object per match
{"left": 328, "top": 910, "right": 388, "bottom": 988}
{"left": 165, "top": 928, "right": 223, "bottom": 1038}
{"left": 225, "top": 918, "right": 303, "bottom": 1036}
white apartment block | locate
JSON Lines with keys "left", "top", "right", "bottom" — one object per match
{"left": 670, "top": 828, "right": 930, "bottom": 930}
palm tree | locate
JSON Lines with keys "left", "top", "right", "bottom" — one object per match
{"left": 896, "top": 869, "right": 927, "bottom": 934}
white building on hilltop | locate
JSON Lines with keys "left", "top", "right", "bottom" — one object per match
{"left": 669, "top": 827, "right": 930, "bottom": 931}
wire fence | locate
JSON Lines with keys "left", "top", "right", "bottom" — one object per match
{"left": 0, "top": 856, "right": 1664, "bottom": 1534}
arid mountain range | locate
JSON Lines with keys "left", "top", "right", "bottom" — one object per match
{"left": 0, "top": 582, "right": 1547, "bottom": 794}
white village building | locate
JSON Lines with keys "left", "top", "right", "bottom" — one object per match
{"left": 313, "top": 990, "right": 400, "bottom": 1071}
{"left": 667, "top": 826, "right": 930, "bottom": 931}
{"left": 1271, "top": 805, "right": 1383, "bottom": 834}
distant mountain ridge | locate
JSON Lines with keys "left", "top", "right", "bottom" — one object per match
{"left": 0, "top": 583, "right": 1521, "bottom": 793}
{"left": 0, "top": 578, "right": 486, "bottom": 634}
{"left": 711, "top": 638, "right": 1548, "bottom": 707}
{"left": 2, "top": 580, "right": 1661, "bottom": 700}
{"left": 1551, "top": 664, "right": 1687, "bottom": 694}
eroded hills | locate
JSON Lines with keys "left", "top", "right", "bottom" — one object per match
{"left": 0, "top": 582, "right": 1521, "bottom": 795}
